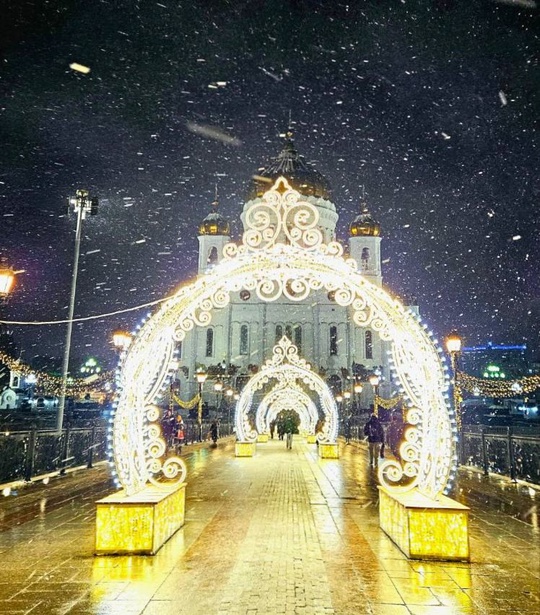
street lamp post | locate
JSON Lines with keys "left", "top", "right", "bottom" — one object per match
{"left": 226, "top": 388, "right": 234, "bottom": 430}
{"left": 112, "top": 330, "right": 132, "bottom": 355}
{"left": 344, "top": 390, "right": 351, "bottom": 416}
{"left": 195, "top": 368, "right": 208, "bottom": 441}
{"left": 57, "top": 190, "right": 98, "bottom": 434}
{"left": 214, "top": 381, "right": 223, "bottom": 418}
{"left": 369, "top": 374, "right": 380, "bottom": 417}
{"left": 353, "top": 382, "right": 363, "bottom": 416}
{"left": 445, "top": 331, "right": 463, "bottom": 433}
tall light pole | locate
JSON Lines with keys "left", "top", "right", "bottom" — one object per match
{"left": 195, "top": 368, "right": 208, "bottom": 441}
{"left": 354, "top": 381, "right": 363, "bottom": 416}
{"left": 112, "top": 330, "right": 132, "bottom": 354}
{"left": 344, "top": 390, "right": 351, "bottom": 415}
{"left": 445, "top": 331, "right": 463, "bottom": 431}
{"left": 57, "top": 190, "right": 98, "bottom": 433}
{"left": 214, "top": 380, "right": 223, "bottom": 417}
{"left": 369, "top": 374, "right": 380, "bottom": 417}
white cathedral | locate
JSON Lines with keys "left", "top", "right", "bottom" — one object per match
{"left": 177, "top": 135, "right": 405, "bottom": 410}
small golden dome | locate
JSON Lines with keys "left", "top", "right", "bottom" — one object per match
{"left": 350, "top": 208, "right": 381, "bottom": 237}
{"left": 198, "top": 212, "right": 230, "bottom": 236}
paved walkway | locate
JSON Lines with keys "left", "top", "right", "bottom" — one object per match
{"left": 0, "top": 437, "right": 538, "bottom": 615}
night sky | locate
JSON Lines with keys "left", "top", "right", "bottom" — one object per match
{"left": 1, "top": 0, "right": 539, "bottom": 370}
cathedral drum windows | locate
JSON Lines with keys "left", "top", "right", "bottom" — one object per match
{"left": 329, "top": 325, "right": 338, "bottom": 356}
{"left": 365, "top": 329, "right": 373, "bottom": 360}
{"left": 206, "top": 328, "right": 214, "bottom": 357}
{"left": 274, "top": 324, "right": 302, "bottom": 353}
{"left": 240, "top": 324, "right": 249, "bottom": 355}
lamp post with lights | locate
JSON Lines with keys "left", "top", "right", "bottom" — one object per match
{"left": 214, "top": 380, "right": 224, "bottom": 418}
{"left": 57, "top": 190, "right": 99, "bottom": 434}
{"left": 112, "top": 330, "right": 132, "bottom": 354}
{"left": 369, "top": 374, "right": 380, "bottom": 417}
{"left": 445, "top": 331, "right": 463, "bottom": 431}
{"left": 195, "top": 368, "right": 208, "bottom": 441}
{"left": 353, "top": 381, "right": 363, "bottom": 416}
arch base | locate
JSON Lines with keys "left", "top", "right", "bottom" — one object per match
{"left": 235, "top": 442, "right": 256, "bottom": 457}
{"left": 318, "top": 443, "right": 339, "bottom": 459}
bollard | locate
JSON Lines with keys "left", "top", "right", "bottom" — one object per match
{"left": 507, "top": 427, "right": 517, "bottom": 482}
{"left": 481, "top": 427, "right": 489, "bottom": 476}
{"left": 24, "top": 428, "right": 37, "bottom": 482}
{"left": 87, "top": 423, "right": 96, "bottom": 469}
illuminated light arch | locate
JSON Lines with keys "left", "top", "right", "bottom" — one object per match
{"left": 113, "top": 177, "right": 456, "bottom": 500}
{"left": 236, "top": 337, "right": 336, "bottom": 442}
{"left": 256, "top": 382, "right": 318, "bottom": 435}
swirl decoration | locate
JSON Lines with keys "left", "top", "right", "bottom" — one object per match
{"left": 114, "top": 177, "right": 453, "bottom": 501}
{"left": 233, "top": 337, "right": 339, "bottom": 444}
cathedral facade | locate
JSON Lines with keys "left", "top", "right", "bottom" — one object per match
{"left": 177, "top": 136, "right": 396, "bottom": 410}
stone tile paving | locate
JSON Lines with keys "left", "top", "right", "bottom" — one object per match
{"left": 0, "top": 437, "right": 538, "bottom": 614}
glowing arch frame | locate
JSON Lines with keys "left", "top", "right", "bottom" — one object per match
{"left": 256, "top": 383, "right": 318, "bottom": 435}
{"left": 236, "top": 337, "right": 336, "bottom": 442}
{"left": 112, "top": 177, "right": 457, "bottom": 500}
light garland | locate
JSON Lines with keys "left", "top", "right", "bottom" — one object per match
{"left": 114, "top": 177, "right": 453, "bottom": 500}
{"left": 456, "top": 370, "right": 540, "bottom": 397}
{"left": 375, "top": 394, "right": 402, "bottom": 410}
{"left": 0, "top": 350, "right": 113, "bottom": 395}
{"left": 172, "top": 392, "right": 200, "bottom": 410}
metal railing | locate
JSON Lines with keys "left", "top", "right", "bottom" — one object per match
{"left": 0, "top": 419, "right": 235, "bottom": 485}
{"left": 339, "top": 417, "right": 540, "bottom": 486}
{"left": 461, "top": 425, "right": 540, "bottom": 484}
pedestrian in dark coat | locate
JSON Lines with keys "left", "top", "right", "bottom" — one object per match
{"left": 363, "top": 414, "right": 385, "bottom": 468}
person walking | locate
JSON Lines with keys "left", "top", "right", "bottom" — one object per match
{"left": 344, "top": 414, "right": 352, "bottom": 444}
{"left": 175, "top": 415, "right": 185, "bottom": 452}
{"left": 284, "top": 415, "right": 297, "bottom": 450}
{"left": 363, "top": 413, "right": 385, "bottom": 468}
{"left": 209, "top": 421, "right": 218, "bottom": 446}
{"left": 161, "top": 408, "right": 177, "bottom": 448}
{"left": 270, "top": 419, "right": 276, "bottom": 439}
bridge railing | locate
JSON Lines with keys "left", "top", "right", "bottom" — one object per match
{"left": 339, "top": 418, "right": 540, "bottom": 486}
{"left": 0, "top": 419, "right": 235, "bottom": 485}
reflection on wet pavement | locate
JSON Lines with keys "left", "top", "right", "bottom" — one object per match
{"left": 0, "top": 437, "right": 538, "bottom": 614}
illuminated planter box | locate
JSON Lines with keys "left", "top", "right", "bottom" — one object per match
{"left": 95, "top": 483, "right": 186, "bottom": 555}
{"left": 235, "top": 441, "right": 256, "bottom": 457}
{"left": 318, "top": 443, "right": 339, "bottom": 459}
{"left": 378, "top": 487, "right": 470, "bottom": 561}
{"left": 306, "top": 435, "right": 317, "bottom": 444}
{"left": 257, "top": 434, "right": 269, "bottom": 443}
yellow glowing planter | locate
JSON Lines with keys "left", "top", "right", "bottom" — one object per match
{"left": 257, "top": 434, "right": 269, "bottom": 443}
{"left": 306, "top": 435, "right": 317, "bottom": 444}
{"left": 235, "top": 441, "right": 256, "bottom": 457}
{"left": 378, "top": 487, "right": 470, "bottom": 561}
{"left": 95, "top": 483, "right": 186, "bottom": 555}
{"left": 318, "top": 443, "right": 339, "bottom": 459}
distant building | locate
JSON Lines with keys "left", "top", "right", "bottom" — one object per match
{"left": 460, "top": 343, "right": 531, "bottom": 380}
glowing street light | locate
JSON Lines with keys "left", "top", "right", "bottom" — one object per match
{"left": 369, "top": 374, "right": 380, "bottom": 416}
{"left": 445, "top": 331, "right": 463, "bottom": 429}
{"left": 0, "top": 259, "right": 15, "bottom": 299}
{"left": 112, "top": 330, "right": 133, "bottom": 352}
{"left": 195, "top": 368, "right": 208, "bottom": 441}
{"left": 57, "top": 189, "right": 99, "bottom": 434}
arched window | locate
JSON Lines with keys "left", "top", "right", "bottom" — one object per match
{"left": 275, "top": 325, "right": 283, "bottom": 343}
{"left": 285, "top": 325, "right": 293, "bottom": 340}
{"left": 207, "top": 246, "right": 218, "bottom": 264}
{"left": 206, "top": 328, "right": 214, "bottom": 357}
{"left": 365, "top": 329, "right": 373, "bottom": 359}
{"left": 240, "top": 324, "right": 249, "bottom": 355}
{"left": 294, "top": 325, "right": 302, "bottom": 353}
{"left": 330, "top": 325, "right": 338, "bottom": 356}
{"left": 361, "top": 247, "right": 370, "bottom": 270}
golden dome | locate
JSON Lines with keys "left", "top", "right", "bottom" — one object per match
{"left": 249, "top": 136, "right": 331, "bottom": 200}
{"left": 198, "top": 211, "right": 230, "bottom": 236}
{"left": 350, "top": 208, "right": 381, "bottom": 237}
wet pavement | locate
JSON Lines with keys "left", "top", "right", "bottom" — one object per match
{"left": 0, "top": 437, "right": 538, "bottom": 615}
